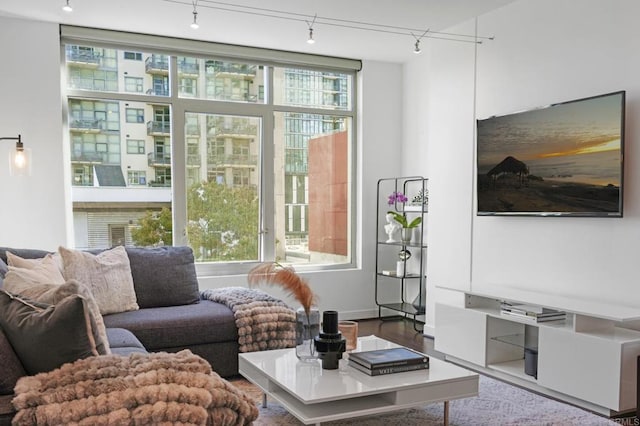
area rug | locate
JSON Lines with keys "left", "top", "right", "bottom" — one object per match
{"left": 231, "top": 375, "right": 620, "bottom": 425}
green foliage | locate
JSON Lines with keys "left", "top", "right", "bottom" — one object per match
{"left": 186, "top": 181, "right": 259, "bottom": 261}
{"left": 132, "top": 182, "right": 259, "bottom": 261}
{"left": 131, "top": 207, "right": 173, "bottom": 246}
{"left": 387, "top": 211, "right": 422, "bottom": 228}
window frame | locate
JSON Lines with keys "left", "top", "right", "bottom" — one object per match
{"left": 61, "top": 27, "right": 359, "bottom": 276}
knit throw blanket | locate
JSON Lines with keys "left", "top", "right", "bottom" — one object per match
{"left": 12, "top": 350, "right": 258, "bottom": 426}
{"left": 200, "top": 287, "right": 296, "bottom": 352}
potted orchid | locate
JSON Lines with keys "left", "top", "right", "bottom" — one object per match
{"left": 387, "top": 191, "right": 422, "bottom": 243}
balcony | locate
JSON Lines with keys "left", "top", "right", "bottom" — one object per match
{"left": 212, "top": 124, "right": 258, "bottom": 138}
{"left": 66, "top": 48, "right": 101, "bottom": 68}
{"left": 70, "top": 152, "right": 104, "bottom": 164}
{"left": 70, "top": 119, "right": 103, "bottom": 133}
{"left": 147, "top": 121, "right": 171, "bottom": 136}
{"left": 148, "top": 152, "right": 171, "bottom": 167}
{"left": 207, "top": 154, "right": 257, "bottom": 166}
{"left": 146, "top": 88, "right": 170, "bottom": 96}
{"left": 145, "top": 56, "right": 169, "bottom": 74}
{"left": 206, "top": 63, "right": 257, "bottom": 78}
{"left": 178, "top": 62, "right": 200, "bottom": 76}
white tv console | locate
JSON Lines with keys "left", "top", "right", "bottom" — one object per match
{"left": 434, "top": 288, "right": 640, "bottom": 416}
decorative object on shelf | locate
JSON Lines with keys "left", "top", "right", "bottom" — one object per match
{"left": 411, "top": 188, "right": 429, "bottom": 209}
{"left": 384, "top": 213, "right": 401, "bottom": 243}
{"left": 247, "top": 262, "right": 318, "bottom": 361}
{"left": 396, "top": 249, "right": 412, "bottom": 276}
{"left": 411, "top": 282, "right": 426, "bottom": 314}
{"left": 387, "top": 191, "right": 408, "bottom": 206}
{"left": 387, "top": 211, "right": 422, "bottom": 244}
{"left": 313, "top": 310, "right": 346, "bottom": 369}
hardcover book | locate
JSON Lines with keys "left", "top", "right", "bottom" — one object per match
{"left": 348, "top": 347, "right": 429, "bottom": 369}
{"left": 349, "top": 359, "right": 429, "bottom": 376}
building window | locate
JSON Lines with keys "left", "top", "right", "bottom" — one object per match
{"left": 63, "top": 35, "right": 356, "bottom": 272}
{"left": 127, "top": 170, "right": 146, "bottom": 185}
{"left": 126, "top": 108, "right": 144, "bottom": 123}
{"left": 127, "top": 139, "right": 145, "bottom": 154}
{"left": 123, "top": 51, "right": 142, "bottom": 61}
{"left": 109, "top": 225, "right": 126, "bottom": 246}
{"left": 124, "top": 77, "right": 144, "bottom": 93}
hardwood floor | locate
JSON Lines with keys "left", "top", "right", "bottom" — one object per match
{"left": 355, "top": 317, "right": 435, "bottom": 355}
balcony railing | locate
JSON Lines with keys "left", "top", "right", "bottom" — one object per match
{"left": 146, "top": 88, "right": 170, "bottom": 96}
{"left": 206, "top": 63, "right": 257, "bottom": 76}
{"left": 178, "top": 62, "right": 199, "bottom": 76}
{"left": 70, "top": 119, "right": 103, "bottom": 132}
{"left": 147, "top": 121, "right": 171, "bottom": 135}
{"left": 65, "top": 48, "right": 101, "bottom": 66}
{"left": 212, "top": 124, "right": 258, "bottom": 137}
{"left": 145, "top": 56, "right": 169, "bottom": 74}
{"left": 148, "top": 152, "right": 171, "bottom": 166}
{"left": 207, "top": 154, "right": 257, "bottom": 166}
{"left": 70, "top": 152, "right": 104, "bottom": 163}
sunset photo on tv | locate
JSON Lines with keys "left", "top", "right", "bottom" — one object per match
{"left": 476, "top": 91, "right": 625, "bottom": 217}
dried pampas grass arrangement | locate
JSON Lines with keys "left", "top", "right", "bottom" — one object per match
{"left": 247, "top": 262, "right": 317, "bottom": 315}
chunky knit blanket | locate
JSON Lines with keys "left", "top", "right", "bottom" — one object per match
{"left": 11, "top": 350, "right": 258, "bottom": 426}
{"left": 200, "top": 287, "right": 296, "bottom": 352}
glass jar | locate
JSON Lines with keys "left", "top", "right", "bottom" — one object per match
{"left": 295, "top": 306, "right": 320, "bottom": 361}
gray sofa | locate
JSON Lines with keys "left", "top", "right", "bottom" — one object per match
{"left": 0, "top": 245, "right": 239, "bottom": 425}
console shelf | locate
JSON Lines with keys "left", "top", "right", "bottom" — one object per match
{"left": 435, "top": 290, "right": 640, "bottom": 416}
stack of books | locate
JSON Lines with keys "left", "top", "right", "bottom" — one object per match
{"left": 500, "top": 302, "right": 566, "bottom": 323}
{"left": 348, "top": 347, "right": 429, "bottom": 376}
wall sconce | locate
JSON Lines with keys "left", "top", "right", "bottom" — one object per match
{"left": 1, "top": 135, "right": 31, "bottom": 176}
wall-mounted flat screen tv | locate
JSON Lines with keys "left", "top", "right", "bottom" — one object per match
{"left": 476, "top": 91, "right": 625, "bottom": 217}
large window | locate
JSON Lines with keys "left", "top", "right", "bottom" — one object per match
{"left": 63, "top": 28, "right": 357, "bottom": 272}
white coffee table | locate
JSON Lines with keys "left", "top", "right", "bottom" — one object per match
{"left": 238, "top": 335, "right": 478, "bottom": 425}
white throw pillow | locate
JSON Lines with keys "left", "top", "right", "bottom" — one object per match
{"left": 3, "top": 252, "right": 66, "bottom": 290}
{"left": 59, "top": 246, "right": 139, "bottom": 315}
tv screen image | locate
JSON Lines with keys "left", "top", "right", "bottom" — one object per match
{"left": 476, "top": 91, "right": 625, "bottom": 217}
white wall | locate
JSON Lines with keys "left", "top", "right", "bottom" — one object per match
{"left": 0, "top": 17, "right": 69, "bottom": 250}
{"left": 0, "top": 14, "right": 404, "bottom": 319}
{"left": 405, "top": 0, "right": 640, "bottom": 330}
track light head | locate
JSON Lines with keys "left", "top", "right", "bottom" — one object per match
{"left": 307, "top": 28, "right": 315, "bottom": 44}
{"left": 190, "top": 10, "right": 199, "bottom": 29}
{"left": 62, "top": 0, "right": 72, "bottom": 12}
{"left": 414, "top": 40, "right": 421, "bottom": 54}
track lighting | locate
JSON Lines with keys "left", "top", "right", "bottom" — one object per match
{"left": 306, "top": 14, "right": 317, "bottom": 45}
{"left": 412, "top": 30, "right": 428, "bottom": 54}
{"left": 1, "top": 135, "right": 32, "bottom": 177}
{"left": 62, "top": 0, "right": 72, "bottom": 12}
{"left": 190, "top": 1, "right": 199, "bottom": 29}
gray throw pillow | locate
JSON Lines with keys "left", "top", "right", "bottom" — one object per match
{"left": 0, "top": 325, "right": 26, "bottom": 395}
{"left": 0, "top": 290, "right": 101, "bottom": 375}
{"left": 125, "top": 246, "right": 200, "bottom": 308}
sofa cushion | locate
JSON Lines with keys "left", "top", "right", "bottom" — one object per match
{"left": 103, "top": 300, "right": 236, "bottom": 349}
{"left": 125, "top": 246, "right": 200, "bottom": 308}
{"left": 105, "top": 328, "right": 148, "bottom": 356}
{"left": 0, "top": 290, "right": 103, "bottom": 375}
{"left": 0, "top": 325, "right": 25, "bottom": 395}
{"left": 59, "top": 246, "right": 139, "bottom": 315}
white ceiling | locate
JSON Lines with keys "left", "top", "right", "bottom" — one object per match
{"left": 0, "top": 0, "right": 514, "bottom": 63}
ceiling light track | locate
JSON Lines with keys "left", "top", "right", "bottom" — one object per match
{"left": 164, "top": 0, "right": 494, "bottom": 50}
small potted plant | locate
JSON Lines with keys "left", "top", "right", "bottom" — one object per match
{"left": 386, "top": 211, "right": 422, "bottom": 243}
